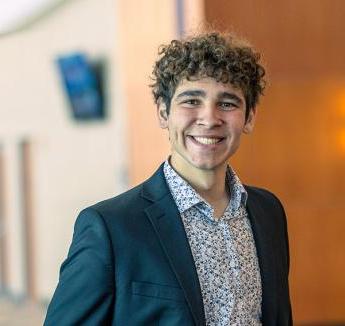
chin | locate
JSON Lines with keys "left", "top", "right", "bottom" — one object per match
{"left": 189, "top": 159, "right": 226, "bottom": 171}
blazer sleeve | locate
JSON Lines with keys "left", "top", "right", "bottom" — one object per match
{"left": 44, "top": 208, "right": 115, "bottom": 326}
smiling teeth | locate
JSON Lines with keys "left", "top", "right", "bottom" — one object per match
{"left": 193, "top": 137, "right": 221, "bottom": 145}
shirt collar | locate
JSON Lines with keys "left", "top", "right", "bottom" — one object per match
{"left": 226, "top": 165, "right": 248, "bottom": 212}
{"left": 163, "top": 160, "right": 203, "bottom": 213}
{"left": 163, "top": 159, "right": 247, "bottom": 215}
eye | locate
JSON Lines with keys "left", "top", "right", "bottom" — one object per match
{"left": 219, "top": 102, "right": 238, "bottom": 110}
{"left": 181, "top": 99, "right": 201, "bottom": 107}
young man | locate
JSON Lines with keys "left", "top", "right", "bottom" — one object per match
{"left": 45, "top": 32, "right": 292, "bottom": 325}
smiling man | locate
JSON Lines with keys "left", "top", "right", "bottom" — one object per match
{"left": 45, "top": 32, "right": 292, "bottom": 325}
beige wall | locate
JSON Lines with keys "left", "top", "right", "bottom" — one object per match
{"left": 0, "top": 0, "right": 205, "bottom": 305}
{"left": 0, "top": 0, "right": 127, "bottom": 300}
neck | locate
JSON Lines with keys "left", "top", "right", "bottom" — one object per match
{"left": 169, "top": 157, "right": 229, "bottom": 205}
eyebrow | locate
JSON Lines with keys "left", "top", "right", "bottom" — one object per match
{"left": 220, "top": 92, "right": 243, "bottom": 105}
{"left": 175, "top": 90, "right": 206, "bottom": 99}
{"left": 175, "top": 89, "right": 243, "bottom": 104}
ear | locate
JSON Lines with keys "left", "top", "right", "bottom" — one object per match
{"left": 157, "top": 102, "right": 169, "bottom": 129}
{"left": 243, "top": 107, "right": 257, "bottom": 134}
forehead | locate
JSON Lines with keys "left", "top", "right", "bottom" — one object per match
{"left": 172, "top": 77, "right": 245, "bottom": 99}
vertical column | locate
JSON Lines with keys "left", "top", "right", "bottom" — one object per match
{"left": 0, "top": 144, "right": 8, "bottom": 292}
{"left": 183, "top": 0, "right": 205, "bottom": 33}
{"left": 20, "top": 139, "right": 36, "bottom": 300}
{"left": 3, "top": 139, "right": 26, "bottom": 300}
{"left": 117, "top": 0, "right": 175, "bottom": 185}
{"left": 176, "top": 0, "right": 206, "bottom": 36}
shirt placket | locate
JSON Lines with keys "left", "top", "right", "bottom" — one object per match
{"left": 222, "top": 217, "right": 243, "bottom": 315}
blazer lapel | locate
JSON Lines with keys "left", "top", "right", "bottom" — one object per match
{"left": 246, "top": 188, "right": 278, "bottom": 324}
{"left": 142, "top": 165, "right": 205, "bottom": 326}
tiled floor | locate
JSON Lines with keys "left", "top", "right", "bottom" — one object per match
{"left": 0, "top": 297, "right": 45, "bottom": 326}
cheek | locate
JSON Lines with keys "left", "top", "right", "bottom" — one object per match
{"left": 169, "top": 129, "right": 184, "bottom": 146}
{"left": 226, "top": 115, "right": 246, "bottom": 133}
{"left": 167, "top": 114, "right": 191, "bottom": 138}
{"left": 170, "top": 110, "right": 195, "bottom": 125}
{"left": 167, "top": 121, "right": 180, "bottom": 144}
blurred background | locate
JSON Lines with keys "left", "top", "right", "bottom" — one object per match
{"left": 0, "top": 0, "right": 344, "bottom": 325}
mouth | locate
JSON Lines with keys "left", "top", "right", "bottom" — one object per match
{"left": 189, "top": 136, "right": 224, "bottom": 145}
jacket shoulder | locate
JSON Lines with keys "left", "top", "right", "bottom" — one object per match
{"left": 84, "top": 164, "right": 167, "bottom": 219}
{"left": 245, "top": 185, "right": 285, "bottom": 212}
{"left": 92, "top": 183, "right": 143, "bottom": 210}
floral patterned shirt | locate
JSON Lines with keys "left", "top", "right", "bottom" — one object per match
{"left": 163, "top": 160, "right": 262, "bottom": 325}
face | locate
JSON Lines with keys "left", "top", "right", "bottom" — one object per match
{"left": 157, "top": 77, "right": 256, "bottom": 176}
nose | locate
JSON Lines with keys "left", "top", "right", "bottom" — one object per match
{"left": 197, "top": 105, "right": 223, "bottom": 128}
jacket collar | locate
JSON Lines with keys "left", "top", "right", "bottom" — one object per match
{"left": 142, "top": 164, "right": 206, "bottom": 325}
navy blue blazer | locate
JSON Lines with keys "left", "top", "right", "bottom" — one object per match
{"left": 44, "top": 164, "right": 292, "bottom": 325}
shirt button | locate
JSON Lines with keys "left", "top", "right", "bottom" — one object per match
{"left": 230, "top": 260, "right": 236, "bottom": 268}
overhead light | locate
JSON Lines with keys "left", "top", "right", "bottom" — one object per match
{"left": 0, "top": 0, "right": 65, "bottom": 35}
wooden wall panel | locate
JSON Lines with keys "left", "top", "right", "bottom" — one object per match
{"left": 204, "top": 0, "right": 345, "bottom": 79}
{"left": 205, "top": 0, "right": 345, "bottom": 323}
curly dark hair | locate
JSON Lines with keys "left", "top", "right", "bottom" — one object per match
{"left": 150, "top": 32, "right": 266, "bottom": 119}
